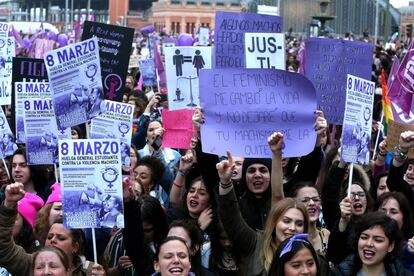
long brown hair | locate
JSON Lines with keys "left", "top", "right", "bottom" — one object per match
{"left": 261, "top": 198, "right": 309, "bottom": 271}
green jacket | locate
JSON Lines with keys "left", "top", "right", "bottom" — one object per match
{"left": 218, "top": 188, "right": 267, "bottom": 276}
{"left": 0, "top": 205, "right": 94, "bottom": 276}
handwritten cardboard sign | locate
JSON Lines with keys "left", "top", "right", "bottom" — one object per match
{"left": 245, "top": 33, "right": 285, "bottom": 69}
{"left": 386, "top": 119, "right": 414, "bottom": 158}
{"left": 199, "top": 68, "right": 317, "bottom": 158}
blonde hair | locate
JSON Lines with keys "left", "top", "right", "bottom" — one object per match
{"left": 261, "top": 198, "right": 309, "bottom": 271}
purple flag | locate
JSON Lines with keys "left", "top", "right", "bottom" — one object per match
{"left": 153, "top": 39, "right": 166, "bottom": 89}
{"left": 137, "top": 74, "right": 143, "bottom": 91}
{"left": 74, "top": 17, "right": 82, "bottom": 42}
{"left": 305, "top": 38, "right": 373, "bottom": 125}
{"left": 388, "top": 40, "right": 414, "bottom": 117}
{"left": 387, "top": 56, "right": 400, "bottom": 89}
{"left": 199, "top": 68, "right": 317, "bottom": 158}
{"left": 297, "top": 40, "right": 306, "bottom": 75}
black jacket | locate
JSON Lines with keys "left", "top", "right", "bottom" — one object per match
{"left": 330, "top": 254, "right": 413, "bottom": 276}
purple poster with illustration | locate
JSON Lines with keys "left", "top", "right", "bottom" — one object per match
{"left": 199, "top": 68, "right": 317, "bottom": 158}
{"left": 305, "top": 38, "right": 372, "bottom": 125}
{"left": 44, "top": 37, "right": 105, "bottom": 129}
{"left": 214, "top": 11, "right": 283, "bottom": 68}
{"left": 81, "top": 21, "right": 134, "bottom": 102}
{"left": 59, "top": 139, "right": 124, "bottom": 229}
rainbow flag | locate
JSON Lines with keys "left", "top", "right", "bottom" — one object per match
{"left": 381, "top": 68, "right": 394, "bottom": 134}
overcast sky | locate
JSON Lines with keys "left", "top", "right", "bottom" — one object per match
{"left": 390, "top": 0, "right": 409, "bottom": 8}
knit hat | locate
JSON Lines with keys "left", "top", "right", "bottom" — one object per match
{"left": 17, "top": 193, "right": 44, "bottom": 228}
{"left": 46, "top": 182, "right": 62, "bottom": 205}
{"left": 241, "top": 158, "right": 272, "bottom": 189}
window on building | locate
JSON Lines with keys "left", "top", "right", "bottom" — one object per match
{"left": 171, "top": 0, "right": 180, "bottom": 4}
{"left": 201, "top": 1, "right": 210, "bottom": 5}
{"left": 186, "top": 1, "right": 196, "bottom": 4}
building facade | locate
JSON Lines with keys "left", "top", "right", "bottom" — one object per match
{"left": 399, "top": 1, "right": 414, "bottom": 39}
{"left": 151, "top": 0, "right": 243, "bottom": 34}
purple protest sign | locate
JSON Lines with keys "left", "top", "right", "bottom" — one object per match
{"left": 199, "top": 68, "right": 317, "bottom": 158}
{"left": 214, "top": 11, "right": 283, "bottom": 68}
{"left": 305, "top": 38, "right": 372, "bottom": 125}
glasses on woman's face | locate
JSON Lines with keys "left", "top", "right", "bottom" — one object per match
{"left": 299, "top": 197, "right": 321, "bottom": 204}
{"left": 350, "top": 191, "right": 365, "bottom": 199}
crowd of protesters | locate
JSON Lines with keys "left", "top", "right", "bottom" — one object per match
{"left": 1, "top": 19, "right": 414, "bottom": 276}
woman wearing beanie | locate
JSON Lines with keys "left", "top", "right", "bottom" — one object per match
{"left": 35, "top": 182, "right": 62, "bottom": 245}
{"left": 0, "top": 192, "right": 44, "bottom": 276}
{"left": 0, "top": 183, "right": 106, "bottom": 276}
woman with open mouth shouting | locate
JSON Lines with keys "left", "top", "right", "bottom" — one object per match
{"left": 331, "top": 212, "right": 411, "bottom": 275}
{"left": 153, "top": 236, "right": 194, "bottom": 276}
{"left": 326, "top": 182, "right": 373, "bottom": 265}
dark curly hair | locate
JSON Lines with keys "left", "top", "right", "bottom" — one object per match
{"left": 134, "top": 155, "right": 165, "bottom": 192}
{"left": 350, "top": 212, "right": 401, "bottom": 275}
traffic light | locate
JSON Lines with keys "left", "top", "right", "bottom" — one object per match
{"left": 407, "top": 23, "right": 413, "bottom": 39}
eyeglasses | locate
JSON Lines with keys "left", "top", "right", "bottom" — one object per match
{"left": 350, "top": 192, "right": 365, "bottom": 199}
{"left": 300, "top": 197, "right": 321, "bottom": 204}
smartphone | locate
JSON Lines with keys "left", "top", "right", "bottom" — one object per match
{"left": 151, "top": 135, "right": 162, "bottom": 151}
{"left": 159, "top": 94, "right": 168, "bottom": 102}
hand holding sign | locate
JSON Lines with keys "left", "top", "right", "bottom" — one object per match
{"left": 339, "top": 196, "right": 353, "bottom": 225}
{"left": 378, "top": 138, "right": 387, "bottom": 156}
{"left": 192, "top": 108, "right": 205, "bottom": 130}
{"left": 315, "top": 111, "right": 327, "bottom": 147}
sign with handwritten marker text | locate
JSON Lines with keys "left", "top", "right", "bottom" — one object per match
{"left": 162, "top": 109, "right": 194, "bottom": 149}
{"left": 305, "top": 38, "right": 372, "bottom": 125}
{"left": 245, "top": 33, "right": 285, "bottom": 69}
{"left": 214, "top": 11, "right": 283, "bottom": 68}
{"left": 199, "top": 68, "right": 317, "bottom": 158}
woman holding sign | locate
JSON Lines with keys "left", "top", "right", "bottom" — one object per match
{"left": 0, "top": 183, "right": 107, "bottom": 276}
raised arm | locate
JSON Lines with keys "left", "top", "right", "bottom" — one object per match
{"left": 372, "top": 138, "right": 387, "bottom": 178}
{"left": 169, "top": 150, "right": 195, "bottom": 209}
{"left": 268, "top": 132, "right": 285, "bottom": 206}
{"left": 387, "top": 131, "right": 414, "bottom": 213}
{"left": 393, "top": 131, "right": 414, "bottom": 168}
{"left": 284, "top": 111, "right": 326, "bottom": 196}
{"left": 217, "top": 152, "right": 258, "bottom": 254}
{"left": 0, "top": 183, "right": 32, "bottom": 276}
{"left": 122, "top": 179, "right": 154, "bottom": 276}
